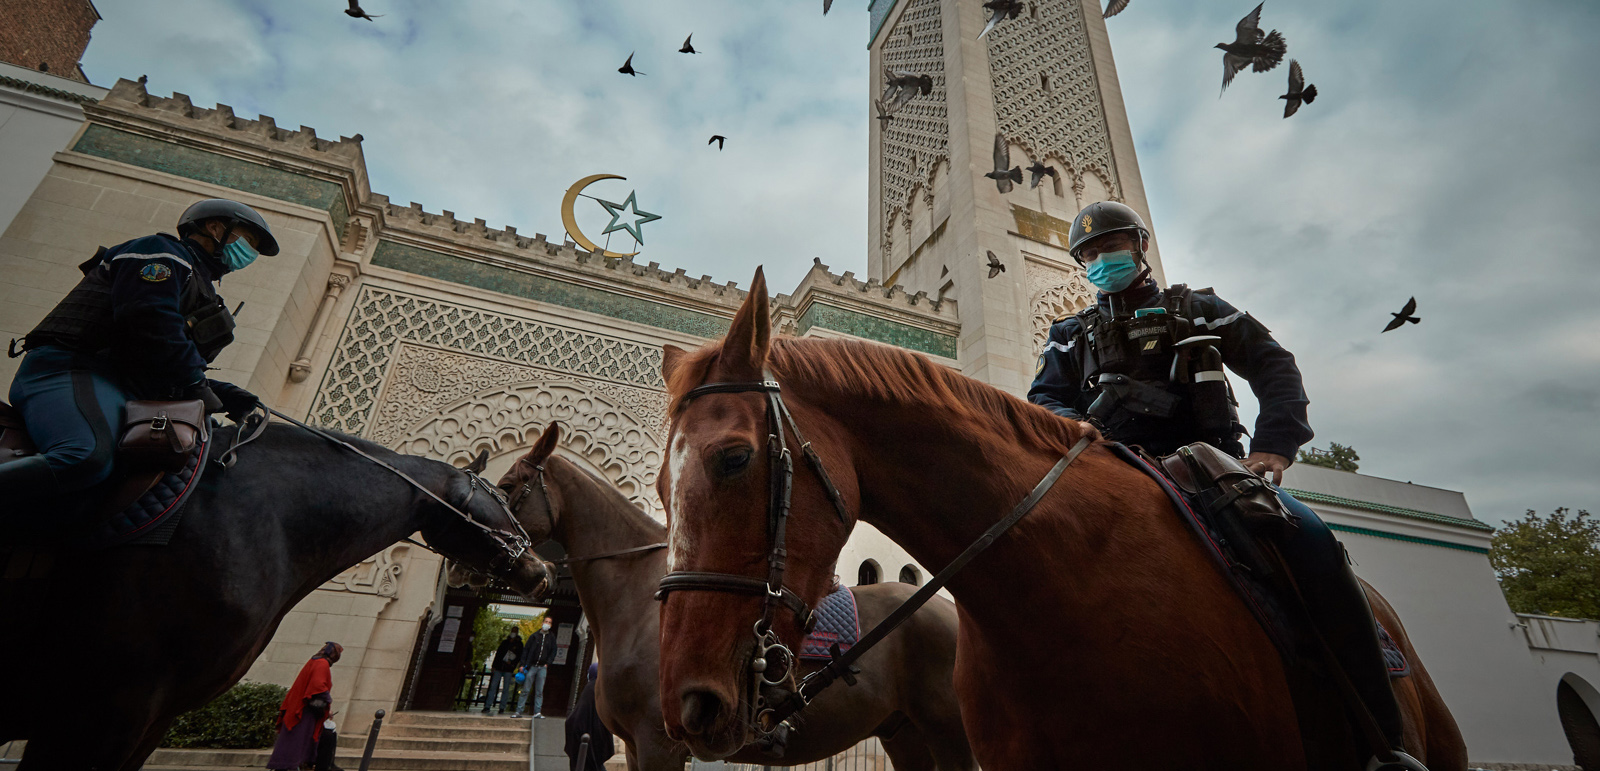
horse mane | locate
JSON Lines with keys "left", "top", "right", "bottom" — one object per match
{"left": 667, "top": 336, "right": 1097, "bottom": 458}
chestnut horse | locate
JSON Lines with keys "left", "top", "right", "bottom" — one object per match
{"left": 654, "top": 268, "right": 1465, "bottom": 770}
{"left": 496, "top": 424, "right": 975, "bottom": 770}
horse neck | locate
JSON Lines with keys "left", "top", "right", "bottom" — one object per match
{"left": 546, "top": 457, "right": 666, "bottom": 651}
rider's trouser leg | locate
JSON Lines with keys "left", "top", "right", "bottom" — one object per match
{"left": 1273, "top": 487, "right": 1406, "bottom": 750}
{"left": 6, "top": 347, "right": 128, "bottom": 507}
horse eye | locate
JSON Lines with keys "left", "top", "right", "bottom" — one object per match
{"left": 720, "top": 448, "right": 753, "bottom": 476}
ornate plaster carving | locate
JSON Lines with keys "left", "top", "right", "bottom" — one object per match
{"left": 325, "top": 543, "right": 411, "bottom": 598}
{"left": 1026, "top": 258, "right": 1095, "bottom": 351}
{"left": 879, "top": 0, "right": 949, "bottom": 256}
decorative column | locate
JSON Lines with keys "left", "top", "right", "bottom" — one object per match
{"left": 288, "top": 273, "right": 352, "bottom": 383}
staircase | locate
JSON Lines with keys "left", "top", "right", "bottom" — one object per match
{"left": 141, "top": 711, "right": 530, "bottom": 770}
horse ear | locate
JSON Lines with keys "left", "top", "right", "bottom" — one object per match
{"left": 721, "top": 266, "right": 771, "bottom": 375}
{"left": 527, "top": 422, "right": 562, "bottom": 466}
{"left": 465, "top": 449, "right": 489, "bottom": 475}
{"left": 662, "top": 344, "right": 688, "bottom": 382}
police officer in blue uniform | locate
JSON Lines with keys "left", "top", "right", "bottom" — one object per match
{"left": 2, "top": 198, "right": 278, "bottom": 516}
{"left": 1030, "top": 201, "right": 1422, "bottom": 769}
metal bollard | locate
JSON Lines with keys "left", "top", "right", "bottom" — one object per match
{"left": 358, "top": 709, "right": 386, "bottom": 771}
{"left": 576, "top": 733, "right": 591, "bottom": 771}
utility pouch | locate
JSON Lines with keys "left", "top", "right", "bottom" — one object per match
{"left": 184, "top": 299, "right": 236, "bottom": 361}
{"left": 1160, "top": 442, "right": 1298, "bottom": 536}
{"left": 119, "top": 400, "right": 207, "bottom": 472}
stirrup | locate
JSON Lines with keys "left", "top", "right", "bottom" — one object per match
{"left": 1366, "top": 750, "right": 1428, "bottom": 771}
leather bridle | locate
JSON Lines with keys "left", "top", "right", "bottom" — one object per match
{"left": 504, "top": 462, "right": 668, "bottom": 566}
{"left": 654, "top": 373, "right": 1095, "bottom": 741}
{"left": 655, "top": 374, "right": 854, "bottom": 733}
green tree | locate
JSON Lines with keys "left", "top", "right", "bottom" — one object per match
{"left": 471, "top": 606, "right": 519, "bottom": 669}
{"left": 1490, "top": 508, "right": 1600, "bottom": 619}
{"left": 1297, "top": 442, "right": 1360, "bottom": 472}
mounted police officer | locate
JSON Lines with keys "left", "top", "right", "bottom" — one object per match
{"left": 1030, "top": 201, "right": 1422, "bottom": 769}
{"left": 2, "top": 198, "right": 277, "bottom": 516}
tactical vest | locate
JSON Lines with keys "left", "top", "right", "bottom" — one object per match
{"left": 21, "top": 245, "right": 236, "bottom": 363}
{"left": 1071, "top": 284, "right": 1245, "bottom": 456}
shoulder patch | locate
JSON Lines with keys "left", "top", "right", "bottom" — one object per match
{"left": 139, "top": 263, "right": 173, "bottom": 283}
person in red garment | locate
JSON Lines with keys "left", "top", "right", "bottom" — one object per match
{"left": 268, "top": 642, "right": 343, "bottom": 771}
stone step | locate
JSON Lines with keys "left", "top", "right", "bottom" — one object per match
{"left": 385, "top": 711, "right": 528, "bottom": 729}
{"left": 143, "top": 747, "right": 528, "bottom": 771}
{"left": 338, "top": 733, "right": 530, "bottom": 753}
{"left": 380, "top": 723, "right": 534, "bottom": 740}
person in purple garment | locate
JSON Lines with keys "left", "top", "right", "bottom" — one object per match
{"left": 268, "top": 642, "right": 343, "bottom": 771}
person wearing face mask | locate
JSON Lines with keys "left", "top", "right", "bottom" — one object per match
{"left": 1029, "top": 201, "right": 1420, "bottom": 769}
{"left": 2, "top": 198, "right": 277, "bottom": 515}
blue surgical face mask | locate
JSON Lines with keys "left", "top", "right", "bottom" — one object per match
{"left": 1084, "top": 250, "right": 1140, "bottom": 293}
{"left": 219, "top": 237, "right": 260, "bottom": 272}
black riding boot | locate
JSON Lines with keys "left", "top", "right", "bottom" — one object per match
{"left": 0, "top": 456, "right": 59, "bottom": 532}
{"left": 1298, "top": 555, "right": 1409, "bottom": 754}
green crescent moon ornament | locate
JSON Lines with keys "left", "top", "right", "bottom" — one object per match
{"left": 561, "top": 174, "right": 661, "bottom": 258}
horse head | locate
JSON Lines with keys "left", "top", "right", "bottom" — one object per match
{"left": 496, "top": 422, "right": 566, "bottom": 548}
{"left": 422, "top": 449, "right": 554, "bottom": 599}
{"left": 655, "top": 267, "right": 859, "bottom": 759}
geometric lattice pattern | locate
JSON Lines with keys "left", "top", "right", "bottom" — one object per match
{"left": 1026, "top": 257, "right": 1096, "bottom": 353}
{"left": 309, "top": 286, "right": 664, "bottom": 435}
{"left": 878, "top": 0, "right": 949, "bottom": 254}
{"left": 986, "top": 0, "right": 1120, "bottom": 198}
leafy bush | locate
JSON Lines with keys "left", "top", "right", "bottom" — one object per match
{"left": 162, "top": 680, "right": 287, "bottom": 749}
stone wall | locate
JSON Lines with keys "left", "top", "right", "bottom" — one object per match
{"left": 0, "top": 0, "right": 98, "bottom": 82}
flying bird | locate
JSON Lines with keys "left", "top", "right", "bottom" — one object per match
{"left": 680, "top": 34, "right": 698, "bottom": 54}
{"left": 1382, "top": 297, "right": 1420, "bottom": 333}
{"left": 882, "top": 68, "right": 933, "bottom": 114}
{"left": 1216, "top": 3, "right": 1286, "bottom": 94}
{"left": 978, "top": 0, "right": 1024, "bottom": 40}
{"left": 708, "top": 135, "right": 726, "bottom": 150}
{"left": 345, "top": 0, "right": 382, "bottom": 20}
{"left": 1103, "top": 0, "right": 1131, "bottom": 19}
{"left": 986, "top": 251, "right": 1007, "bottom": 279}
{"left": 985, "top": 133, "right": 1023, "bottom": 193}
{"left": 1026, "top": 161, "right": 1058, "bottom": 189}
{"left": 874, "top": 99, "right": 895, "bottom": 127}
{"left": 618, "top": 53, "right": 644, "bottom": 76}
{"left": 1279, "top": 59, "right": 1317, "bottom": 118}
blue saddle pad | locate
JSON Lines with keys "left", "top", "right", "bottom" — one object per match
{"left": 82, "top": 432, "right": 211, "bottom": 551}
{"left": 800, "top": 583, "right": 860, "bottom": 661}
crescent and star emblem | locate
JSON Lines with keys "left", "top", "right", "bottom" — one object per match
{"left": 560, "top": 174, "right": 662, "bottom": 258}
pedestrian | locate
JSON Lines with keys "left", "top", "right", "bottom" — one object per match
{"left": 564, "top": 661, "right": 614, "bottom": 771}
{"left": 483, "top": 628, "right": 523, "bottom": 716}
{"left": 268, "top": 642, "right": 343, "bottom": 771}
{"left": 515, "top": 617, "right": 557, "bottom": 718}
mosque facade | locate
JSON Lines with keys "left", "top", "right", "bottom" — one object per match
{"left": 0, "top": 1, "right": 1593, "bottom": 766}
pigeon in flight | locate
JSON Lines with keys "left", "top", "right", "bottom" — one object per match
{"left": 1026, "top": 161, "right": 1058, "bottom": 189}
{"left": 1103, "top": 0, "right": 1131, "bottom": 19}
{"left": 680, "top": 35, "right": 698, "bottom": 54}
{"left": 345, "top": 0, "right": 382, "bottom": 20}
{"left": 1279, "top": 59, "right": 1317, "bottom": 118}
{"left": 1382, "top": 297, "right": 1420, "bottom": 333}
{"left": 874, "top": 99, "right": 896, "bottom": 128}
{"left": 824, "top": 0, "right": 835, "bottom": 13}
{"left": 618, "top": 53, "right": 644, "bottom": 76}
{"left": 1216, "top": 3, "right": 1286, "bottom": 94}
{"left": 708, "top": 135, "right": 726, "bottom": 150}
{"left": 978, "top": 0, "right": 1024, "bottom": 40}
{"left": 985, "top": 133, "right": 1023, "bottom": 193}
{"left": 986, "top": 251, "right": 1007, "bottom": 279}
{"left": 882, "top": 68, "right": 933, "bottom": 114}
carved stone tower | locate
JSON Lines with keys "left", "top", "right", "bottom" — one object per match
{"left": 867, "top": 0, "right": 1163, "bottom": 395}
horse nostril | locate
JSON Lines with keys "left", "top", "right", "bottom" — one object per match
{"left": 679, "top": 689, "right": 725, "bottom": 736}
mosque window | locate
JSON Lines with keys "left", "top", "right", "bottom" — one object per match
{"left": 899, "top": 565, "right": 922, "bottom": 586}
{"left": 858, "top": 560, "right": 881, "bottom": 586}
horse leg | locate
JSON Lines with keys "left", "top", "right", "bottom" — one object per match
{"left": 877, "top": 722, "right": 936, "bottom": 771}
{"left": 116, "top": 719, "right": 176, "bottom": 771}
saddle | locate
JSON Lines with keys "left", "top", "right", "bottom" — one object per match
{"left": 0, "top": 398, "right": 209, "bottom": 549}
{"left": 799, "top": 582, "right": 860, "bottom": 661}
{"left": 1156, "top": 442, "right": 1297, "bottom": 534}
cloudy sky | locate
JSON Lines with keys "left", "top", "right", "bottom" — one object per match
{"left": 81, "top": 0, "right": 1597, "bottom": 525}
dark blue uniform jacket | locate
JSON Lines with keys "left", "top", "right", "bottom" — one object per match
{"left": 1027, "top": 279, "right": 1313, "bottom": 459}
{"left": 102, "top": 233, "right": 220, "bottom": 395}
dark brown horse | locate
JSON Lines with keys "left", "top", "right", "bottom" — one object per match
{"left": 496, "top": 424, "right": 975, "bottom": 771}
{"left": 653, "top": 268, "right": 1466, "bottom": 770}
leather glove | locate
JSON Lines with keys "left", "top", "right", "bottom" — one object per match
{"left": 178, "top": 380, "right": 225, "bottom": 414}
{"left": 208, "top": 379, "right": 261, "bottom": 423}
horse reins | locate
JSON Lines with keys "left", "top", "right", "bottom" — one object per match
{"left": 250, "top": 406, "right": 536, "bottom": 581}
{"left": 504, "top": 462, "right": 667, "bottom": 566}
{"left": 654, "top": 373, "right": 1093, "bottom": 737}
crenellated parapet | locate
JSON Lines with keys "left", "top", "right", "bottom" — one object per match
{"left": 773, "top": 258, "right": 959, "bottom": 361}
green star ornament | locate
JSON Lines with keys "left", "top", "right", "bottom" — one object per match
{"left": 595, "top": 191, "right": 662, "bottom": 245}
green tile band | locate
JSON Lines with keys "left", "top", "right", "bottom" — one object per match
{"left": 1284, "top": 488, "right": 1495, "bottom": 532}
{"left": 371, "top": 239, "right": 731, "bottom": 339}
{"left": 1326, "top": 523, "right": 1489, "bottom": 555}
{"left": 796, "top": 301, "right": 958, "bottom": 359}
{"left": 72, "top": 124, "right": 348, "bottom": 238}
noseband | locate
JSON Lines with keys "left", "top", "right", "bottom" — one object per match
{"left": 655, "top": 375, "right": 854, "bottom": 733}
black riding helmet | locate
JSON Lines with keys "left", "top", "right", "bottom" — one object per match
{"left": 1067, "top": 201, "right": 1148, "bottom": 263}
{"left": 177, "top": 198, "right": 280, "bottom": 256}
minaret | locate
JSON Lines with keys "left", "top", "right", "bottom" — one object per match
{"left": 866, "top": 0, "right": 1163, "bottom": 395}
